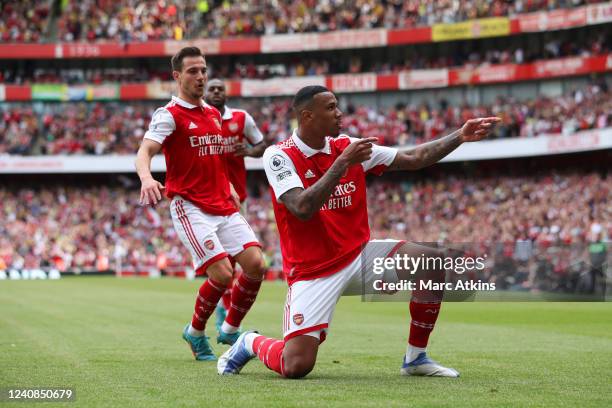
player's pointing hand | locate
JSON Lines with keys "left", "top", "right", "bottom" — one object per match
{"left": 140, "top": 176, "right": 165, "bottom": 206}
{"left": 460, "top": 117, "right": 502, "bottom": 142}
{"left": 339, "top": 137, "right": 379, "bottom": 166}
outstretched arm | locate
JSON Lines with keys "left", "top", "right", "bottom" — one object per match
{"left": 387, "top": 117, "right": 501, "bottom": 171}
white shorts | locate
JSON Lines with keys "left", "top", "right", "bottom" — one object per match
{"left": 170, "top": 196, "right": 260, "bottom": 273}
{"left": 282, "top": 239, "right": 404, "bottom": 343}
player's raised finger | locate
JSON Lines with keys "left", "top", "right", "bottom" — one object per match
{"left": 360, "top": 137, "right": 379, "bottom": 144}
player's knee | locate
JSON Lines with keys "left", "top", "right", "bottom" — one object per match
{"left": 241, "top": 252, "right": 266, "bottom": 279}
{"left": 206, "top": 262, "right": 234, "bottom": 286}
{"left": 282, "top": 358, "right": 315, "bottom": 379}
{"left": 216, "top": 271, "right": 234, "bottom": 286}
{"left": 250, "top": 256, "right": 266, "bottom": 278}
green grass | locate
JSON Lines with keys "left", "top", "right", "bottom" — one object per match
{"left": 1, "top": 277, "right": 611, "bottom": 407}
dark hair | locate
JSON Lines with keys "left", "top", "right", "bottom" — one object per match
{"left": 292, "top": 85, "right": 330, "bottom": 112}
{"left": 171, "top": 47, "right": 203, "bottom": 72}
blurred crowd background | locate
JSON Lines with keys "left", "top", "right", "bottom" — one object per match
{"left": 2, "top": 0, "right": 608, "bottom": 42}
{"left": 1, "top": 80, "right": 610, "bottom": 154}
{"left": 1, "top": 0, "right": 610, "bottom": 295}
{"left": 1, "top": 161, "right": 609, "bottom": 293}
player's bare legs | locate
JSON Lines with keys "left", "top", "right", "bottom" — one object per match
{"left": 393, "top": 242, "right": 459, "bottom": 377}
{"left": 218, "top": 329, "right": 320, "bottom": 378}
{"left": 281, "top": 335, "right": 320, "bottom": 378}
{"left": 216, "top": 247, "right": 266, "bottom": 345}
{"left": 218, "top": 243, "right": 455, "bottom": 378}
{"left": 234, "top": 246, "right": 266, "bottom": 280}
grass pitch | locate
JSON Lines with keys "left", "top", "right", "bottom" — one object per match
{"left": 1, "top": 277, "right": 611, "bottom": 407}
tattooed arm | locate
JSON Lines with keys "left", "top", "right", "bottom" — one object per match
{"left": 387, "top": 117, "right": 501, "bottom": 171}
{"left": 280, "top": 137, "right": 378, "bottom": 221}
{"left": 279, "top": 163, "right": 346, "bottom": 221}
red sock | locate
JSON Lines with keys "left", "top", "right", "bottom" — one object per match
{"left": 408, "top": 301, "right": 441, "bottom": 348}
{"left": 225, "top": 273, "right": 263, "bottom": 327}
{"left": 221, "top": 288, "right": 232, "bottom": 310}
{"left": 253, "top": 335, "right": 285, "bottom": 376}
{"left": 191, "top": 278, "right": 228, "bottom": 331}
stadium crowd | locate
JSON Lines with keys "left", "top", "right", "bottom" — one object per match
{"left": 0, "top": 0, "right": 51, "bottom": 43}
{"left": 1, "top": 170, "right": 609, "bottom": 292}
{"left": 336, "top": 80, "right": 611, "bottom": 145}
{"left": 2, "top": 81, "right": 608, "bottom": 154}
{"left": 2, "top": 0, "right": 608, "bottom": 43}
{"left": 57, "top": 0, "right": 195, "bottom": 43}
{"left": 0, "top": 103, "right": 152, "bottom": 155}
{"left": 2, "top": 29, "right": 608, "bottom": 83}
{"left": 195, "top": 0, "right": 607, "bottom": 38}
{"left": 217, "top": 30, "right": 610, "bottom": 79}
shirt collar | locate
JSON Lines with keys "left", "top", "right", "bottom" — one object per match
{"left": 221, "top": 106, "right": 233, "bottom": 120}
{"left": 171, "top": 95, "right": 216, "bottom": 110}
{"left": 172, "top": 95, "right": 202, "bottom": 109}
{"left": 291, "top": 129, "right": 331, "bottom": 158}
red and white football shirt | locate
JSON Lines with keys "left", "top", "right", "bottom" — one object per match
{"left": 220, "top": 106, "right": 264, "bottom": 203}
{"left": 144, "top": 96, "right": 236, "bottom": 216}
{"left": 263, "top": 131, "right": 397, "bottom": 285}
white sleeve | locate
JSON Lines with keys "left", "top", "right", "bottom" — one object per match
{"left": 244, "top": 112, "right": 264, "bottom": 145}
{"left": 144, "top": 108, "right": 175, "bottom": 145}
{"left": 348, "top": 137, "right": 398, "bottom": 173}
{"left": 263, "top": 146, "right": 304, "bottom": 200}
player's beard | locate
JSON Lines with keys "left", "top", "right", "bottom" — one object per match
{"left": 189, "top": 87, "right": 204, "bottom": 101}
{"left": 193, "top": 86, "right": 204, "bottom": 99}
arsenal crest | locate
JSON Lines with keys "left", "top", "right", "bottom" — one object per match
{"left": 204, "top": 240, "right": 215, "bottom": 250}
{"left": 228, "top": 122, "right": 239, "bottom": 133}
{"left": 293, "top": 313, "right": 304, "bottom": 326}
